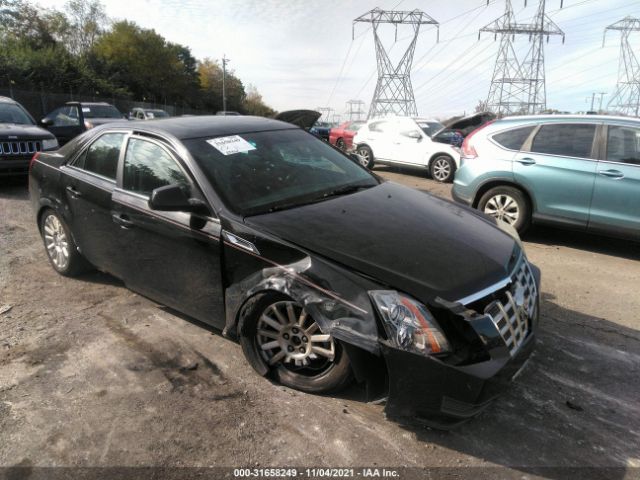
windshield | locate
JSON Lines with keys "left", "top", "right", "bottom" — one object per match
{"left": 82, "top": 105, "right": 123, "bottom": 119}
{"left": 417, "top": 121, "right": 444, "bottom": 137}
{"left": 185, "top": 129, "right": 379, "bottom": 216}
{"left": 0, "top": 103, "right": 34, "bottom": 125}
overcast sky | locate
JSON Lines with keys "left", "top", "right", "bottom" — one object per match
{"left": 37, "top": 0, "right": 640, "bottom": 119}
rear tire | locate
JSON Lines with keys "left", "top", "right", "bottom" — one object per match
{"left": 39, "top": 209, "right": 92, "bottom": 276}
{"left": 429, "top": 155, "right": 455, "bottom": 183}
{"left": 356, "top": 145, "right": 374, "bottom": 169}
{"left": 239, "top": 293, "right": 353, "bottom": 394}
{"left": 336, "top": 138, "right": 346, "bottom": 151}
{"left": 478, "top": 186, "right": 531, "bottom": 235}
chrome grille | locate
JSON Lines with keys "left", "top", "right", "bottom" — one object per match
{"left": 484, "top": 256, "right": 538, "bottom": 356}
{"left": 0, "top": 140, "right": 42, "bottom": 156}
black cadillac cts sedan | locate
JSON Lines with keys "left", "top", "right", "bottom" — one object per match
{"left": 29, "top": 116, "right": 540, "bottom": 427}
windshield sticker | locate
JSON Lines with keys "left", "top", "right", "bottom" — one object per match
{"left": 82, "top": 107, "right": 91, "bottom": 113}
{"left": 207, "top": 135, "right": 256, "bottom": 155}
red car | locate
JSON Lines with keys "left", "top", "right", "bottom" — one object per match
{"left": 329, "top": 120, "right": 365, "bottom": 151}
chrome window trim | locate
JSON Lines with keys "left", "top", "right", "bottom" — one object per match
{"left": 62, "top": 164, "right": 116, "bottom": 187}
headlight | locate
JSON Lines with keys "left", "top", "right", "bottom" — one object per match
{"left": 369, "top": 290, "right": 451, "bottom": 355}
{"left": 42, "top": 138, "right": 58, "bottom": 150}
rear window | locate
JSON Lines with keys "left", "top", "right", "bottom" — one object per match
{"left": 531, "top": 124, "right": 596, "bottom": 159}
{"left": 492, "top": 126, "right": 535, "bottom": 151}
{"left": 82, "top": 105, "right": 123, "bottom": 119}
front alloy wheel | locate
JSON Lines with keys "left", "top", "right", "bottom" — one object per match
{"left": 240, "top": 295, "right": 352, "bottom": 393}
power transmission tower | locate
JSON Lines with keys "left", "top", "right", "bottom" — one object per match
{"left": 603, "top": 17, "right": 640, "bottom": 117}
{"left": 316, "top": 107, "right": 334, "bottom": 124}
{"left": 480, "top": 0, "right": 564, "bottom": 116}
{"left": 353, "top": 8, "right": 439, "bottom": 119}
{"left": 346, "top": 99, "right": 366, "bottom": 121}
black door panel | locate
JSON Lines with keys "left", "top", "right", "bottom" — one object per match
{"left": 112, "top": 189, "right": 225, "bottom": 327}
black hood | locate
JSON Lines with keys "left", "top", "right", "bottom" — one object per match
{"left": 274, "top": 110, "right": 321, "bottom": 130}
{"left": 246, "top": 182, "right": 518, "bottom": 304}
{"left": 0, "top": 123, "right": 55, "bottom": 140}
{"left": 436, "top": 112, "right": 496, "bottom": 137}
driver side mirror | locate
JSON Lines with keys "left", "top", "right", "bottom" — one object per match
{"left": 403, "top": 130, "right": 422, "bottom": 141}
{"left": 148, "top": 184, "right": 208, "bottom": 213}
{"left": 41, "top": 117, "right": 54, "bottom": 127}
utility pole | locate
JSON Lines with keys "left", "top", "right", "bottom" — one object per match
{"left": 480, "top": 0, "right": 564, "bottom": 116}
{"left": 222, "top": 54, "right": 230, "bottom": 112}
{"left": 346, "top": 100, "right": 366, "bottom": 121}
{"left": 603, "top": 17, "right": 640, "bottom": 117}
{"left": 353, "top": 8, "right": 439, "bottom": 119}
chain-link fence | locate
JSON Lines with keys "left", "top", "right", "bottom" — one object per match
{"left": 0, "top": 87, "right": 209, "bottom": 120}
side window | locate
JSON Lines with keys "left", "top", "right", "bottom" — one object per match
{"left": 52, "top": 106, "right": 81, "bottom": 127}
{"left": 369, "top": 121, "right": 390, "bottom": 133}
{"left": 531, "top": 124, "right": 596, "bottom": 159}
{"left": 74, "top": 133, "right": 124, "bottom": 180}
{"left": 123, "top": 138, "right": 190, "bottom": 196}
{"left": 492, "top": 126, "right": 535, "bottom": 151}
{"left": 606, "top": 125, "right": 640, "bottom": 165}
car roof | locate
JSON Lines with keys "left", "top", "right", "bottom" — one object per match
{"left": 66, "top": 101, "right": 113, "bottom": 106}
{"left": 0, "top": 96, "right": 18, "bottom": 105}
{"left": 499, "top": 114, "right": 640, "bottom": 124}
{"left": 101, "top": 115, "right": 295, "bottom": 140}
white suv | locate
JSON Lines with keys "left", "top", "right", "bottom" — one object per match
{"left": 353, "top": 116, "right": 461, "bottom": 182}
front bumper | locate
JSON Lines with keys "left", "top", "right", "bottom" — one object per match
{"left": 381, "top": 261, "right": 541, "bottom": 429}
{"left": 0, "top": 156, "right": 30, "bottom": 176}
{"left": 382, "top": 333, "right": 535, "bottom": 429}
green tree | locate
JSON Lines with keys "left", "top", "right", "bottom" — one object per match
{"left": 197, "top": 57, "right": 245, "bottom": 112}
{"left": 65, "top": 0, "right": 108, "bottom": 55}
{"left": 243, "top": 84, "right": 276, "bottom": 117}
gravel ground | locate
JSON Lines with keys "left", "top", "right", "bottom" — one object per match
{"left": 1, "top": 168, "right": 640, "bottom": 479}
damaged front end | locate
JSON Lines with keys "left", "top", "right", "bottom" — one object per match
{"left": 222, "top": 225, "right": 541, "bottom": 429}
{"left": 378, "top": 256, "right": 541, "bottom": 428}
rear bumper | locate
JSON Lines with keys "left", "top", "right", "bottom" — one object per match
{"left": 0, "top": 157, "right": 30, "bottom": 176}
{"left": 451, "top": 184, "right": 472, "bottom": 206}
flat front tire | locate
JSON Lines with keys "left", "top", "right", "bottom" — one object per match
{"left": 39, "top": 209, "right": 91, "bottom": 276}
{"left": 240, "top": 293, "right": 352, "bottom": 393}
{"left": 478, "top": 186, "right": 531, "bottom": 234}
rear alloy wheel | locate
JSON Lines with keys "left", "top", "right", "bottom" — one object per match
{"left": 336, "top": 138, "right": 346, "bottom": 151}
{"left": 478, "top": 186, "right": 531, "bottom": 234}
{"left": 356, "top": 145, "right": 374, "bottom": 169}
{"left": 429, "top": 155, "right": 455, "bottom": 183}
{"left": 240, "top": 295, "right": 352, "bottom": 393}
{"left": 40, "top": 209, "right": 91, "bottom": 276}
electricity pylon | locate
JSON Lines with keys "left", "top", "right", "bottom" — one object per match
{"left": 480, "top": 0, "right": 564, "bottom": 116}
{"left": 346, "top": 100, "right": 366, "bottom": 121}
{"left": 353, "top": 8, "right": 439, "bottom": 119}
{"left": 316, "top": 107, "right": 334, "bottom": 124}
{"left": 603, "top": 17, "right": 640, "bottom": 117}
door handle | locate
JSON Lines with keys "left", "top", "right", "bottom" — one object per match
{"left": 66, "top": 185, "right": 82, "bottom": 197}
{"left": 598, "top": 169, "right": 625, "bottom": 179}
{"left": 516, "top": 157, "right": 536, "bottom": 165}
{"left": 112, "top": 213, "right": 135, "bottom": 228}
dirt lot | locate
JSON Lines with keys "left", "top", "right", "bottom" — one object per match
{"left": 1, "top": 167, "right": 640, "bottom": 478}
